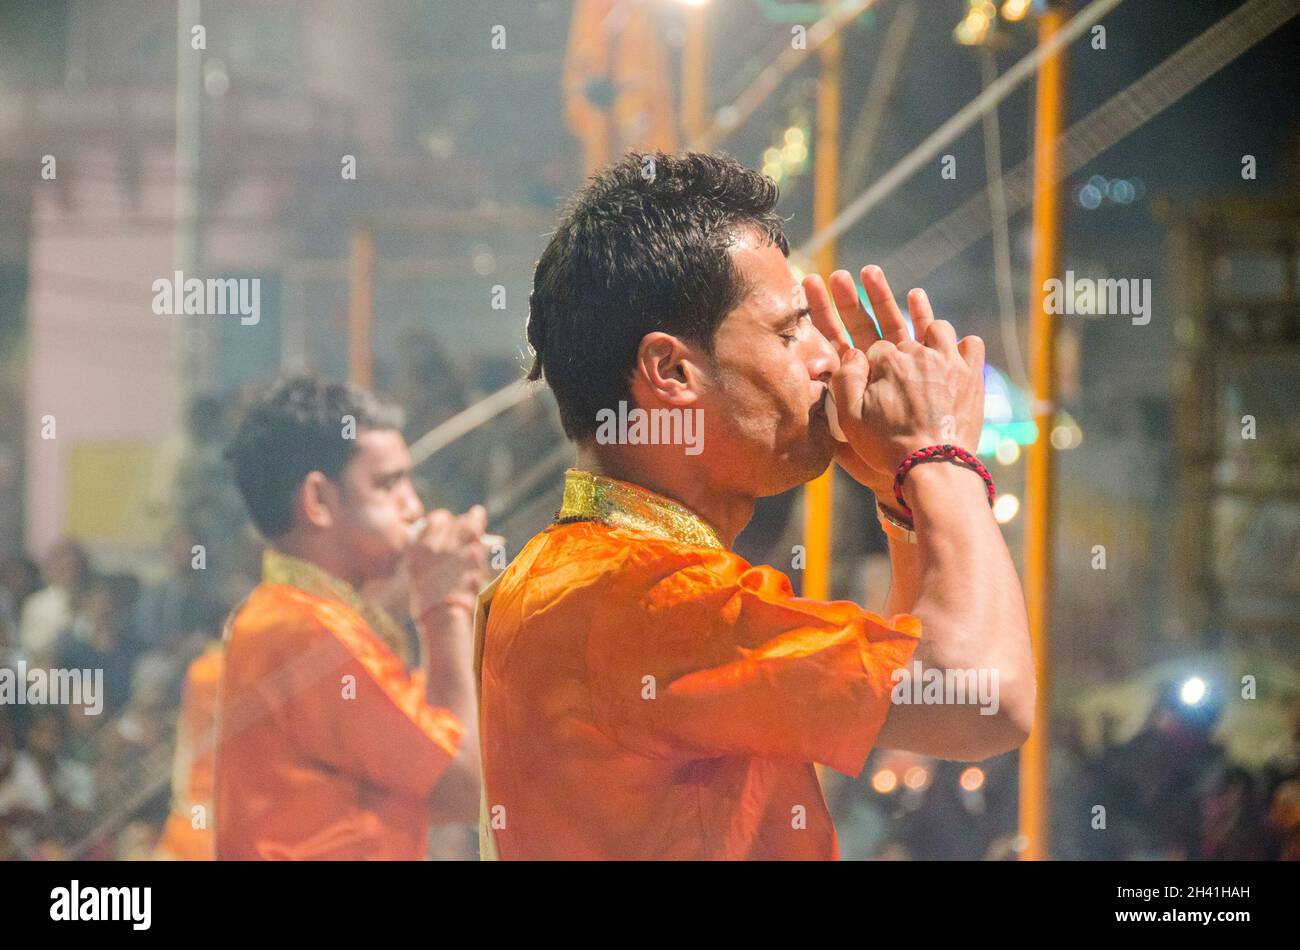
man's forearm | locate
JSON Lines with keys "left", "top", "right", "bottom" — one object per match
{"left": 881, "top": 527, "right": 923, "bottom": 618}
{"left": 417, "top": 606, "right": 476, "bottom": 714}
{"left": 877, "top": 462, "right": 1034, "bottom": 758}
{"left": 416, "top": 606, "right": 481, "bottom": 821}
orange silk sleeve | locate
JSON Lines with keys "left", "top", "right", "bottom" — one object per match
{"left": 589, "top": 553, "right": 921, "bottom": 777}
{"left": 277, "top": 599, "right": 464, "bottom": 802}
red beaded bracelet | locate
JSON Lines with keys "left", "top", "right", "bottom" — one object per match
{"left": 892, "top": 444, "right": 996, "bottom": 520}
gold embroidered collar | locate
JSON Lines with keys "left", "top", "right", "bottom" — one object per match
{"left": 262, "top": 548, "right": 409, "bottom": 660}
{"left": 557, "top": 469, "right": 724, "bottom": 550}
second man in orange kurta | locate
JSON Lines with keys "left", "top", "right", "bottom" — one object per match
{"left": 216, "top": 376, "right": 488, "bottom": 860}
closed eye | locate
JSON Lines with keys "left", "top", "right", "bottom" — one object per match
{"left": 779, "top": 311, "right": 811, "bottom": 345}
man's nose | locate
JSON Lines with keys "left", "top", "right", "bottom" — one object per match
{"left": 807, "top": 327, "right": 840, "bottom": 381}
{"left": 401, "top": 486, "right": 425, "bottom": 521}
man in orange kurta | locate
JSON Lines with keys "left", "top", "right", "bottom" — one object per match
{"left": 216, "top": 377, "right": 487, "bottom": 860}
{"left": 477, "top": 152, "right": 1035, "bottom": 859}
{"left": 477, "top": 471, "right": 919, "bottom": 859}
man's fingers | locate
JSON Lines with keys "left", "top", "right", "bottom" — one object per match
{"left": 861, "top": 265, "right": 910, "bottom": 344}
{"left": 829, "top": 347, "right": 870, "bottom": 434}
{"left": 923, "top": 318, "right": 960, "bottom": 359}
{"left": 802, "top": 273, "right": 853, "bottom": 356}
{"left": 864, "top": 337, "right": 897, "bottom": 373}
{"left": 908, "top": 288, "right": 936, "bottom": 343}
{"left": 415, "top": 508, "right": 455, "bottom": 548}
{"left": 455, "top": 505, "right": 487, "bottom": 543}
{"left": 957, "top": 334, "right": 986, "bottom": 371}
{"left": 828, "top": 269, "right": 881, "bottom": 347}
{"left": 464, "top": 504, "right": 487, "bottom": 533}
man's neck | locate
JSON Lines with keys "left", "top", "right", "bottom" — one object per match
{"left": 575, "top": 445, "right": 754, "bottom": 549}
{"left": 273, "top": 534, "right": 365, "bottom": 590}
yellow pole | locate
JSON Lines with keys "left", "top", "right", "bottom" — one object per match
{"left": 348, "top": 227, "right": 375, "bottom": 389}
{"left": 682, "top": 3, "right": 709, "bottom": 143}
{"left": 803, "top": 4, "right": 841, "bottom": 602}
{"left": 1018, "top": 7, "right": 1065, "bottom": 862}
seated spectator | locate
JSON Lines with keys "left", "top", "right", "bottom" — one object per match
{"left": 1201, "top": 767, "right": 1279, "bottom": 860}
{"left": 24, "top": 708, "right": 96, "bottom": 818}
{"left": 54, "top": 574, "right": 138, "bottom": 716}
{"left": 0, "top": 714, "right": 52, "bottom": 858}
{"left": 0, "top": 555, "right": 41, "bottom": 653}
{"left": 20, "top": 541, "right": 91, "bottom": 664}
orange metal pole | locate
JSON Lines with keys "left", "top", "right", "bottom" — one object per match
{"left": 682, "top": 3, "right": 709, "bottom": 143}
{"left": 348, "top": 227, "right": 375, "bottom": 389}
{"left": 1018, "top": 7, "right": 1065, "bottom": 862}
{"left": 802, "top": 5, "right": 841, "bottom": 601}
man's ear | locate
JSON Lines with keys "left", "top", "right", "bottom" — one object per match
{"left": 297, "top": 471, "right": 338, "bottom": 530}
{"left": 633, "top": 332, "right": 703, "bottom": 406}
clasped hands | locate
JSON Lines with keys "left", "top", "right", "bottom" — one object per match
{"left": 802, "top": 265, "right": 987, "bottom": 509}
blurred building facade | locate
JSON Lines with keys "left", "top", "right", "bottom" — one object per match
{"left": 1166, "top": 158, "right": 1300, "bottom": 661}
{"left": 0, "top": 0, "right": 576, "bottom": 566}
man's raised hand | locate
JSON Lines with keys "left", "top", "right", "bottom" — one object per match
{"left": 803, "top": 265, "right": 987, "bottom": 492}
{"left": 407, "top": 505, "right": 488, "bottom": 623}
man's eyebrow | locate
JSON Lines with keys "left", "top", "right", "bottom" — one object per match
{"left": 777, "top": 306, "right": 811, "bottom": 324}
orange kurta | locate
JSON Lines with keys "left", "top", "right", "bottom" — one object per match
{"left": 475, "top": 469, "right": 921, "bottom": 860}
{"left": 155, "top": 643, "right": 223, "bottom": 860}
{"left": 215, "top": 551, "right": 463, "bottom": 860}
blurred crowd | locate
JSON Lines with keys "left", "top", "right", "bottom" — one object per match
{"left": 0, "top": 535, "right": 229, "bottom": 859}
{"left": 832, "top": 698, "right": 1300, "bottom": 861}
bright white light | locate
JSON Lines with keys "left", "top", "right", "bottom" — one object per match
{"left": 995, "top": 438, "right": 1021, "bottom": 466}
{"left": 677, "top": 0, "right": 709, "bottom": 6}
{"left": 954, "top": 12, "right": 991, "bottom": 46}
{"left": 1001, "top": 0, "right": 1032, "bottom": 21}
{"left": 993, "top": 493, "right": 1020, "bottom": 524}
{"left": 984, "top": 392, "right": 1013, "bottom": 424}
{"left": 1180, "top": 677, "right": 1208, "bottom": 706}
{"left": 1050, "top": 423, "right": 1082, "bottom": 450}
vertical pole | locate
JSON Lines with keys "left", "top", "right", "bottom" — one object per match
{"left": 174, "top": 0, "right": 206, "bottom": 392}
{"left": 682, "top": 3, "right": 709, "bottom": 143}
{"left": 1018, "top": 6, "right": 1066, "bottom": 862}
{"left": 802, "top": 2, "right": 841, "bottom": 601}
{"left": 348, "top": 228, "right": 375, "bottom": 389}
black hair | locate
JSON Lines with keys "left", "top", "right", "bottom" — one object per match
{"left": 526, "top": 150, "right": 789, "bottom": 440}
{"left": 225, "top": 376, "right": 404, "bottom": 538}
